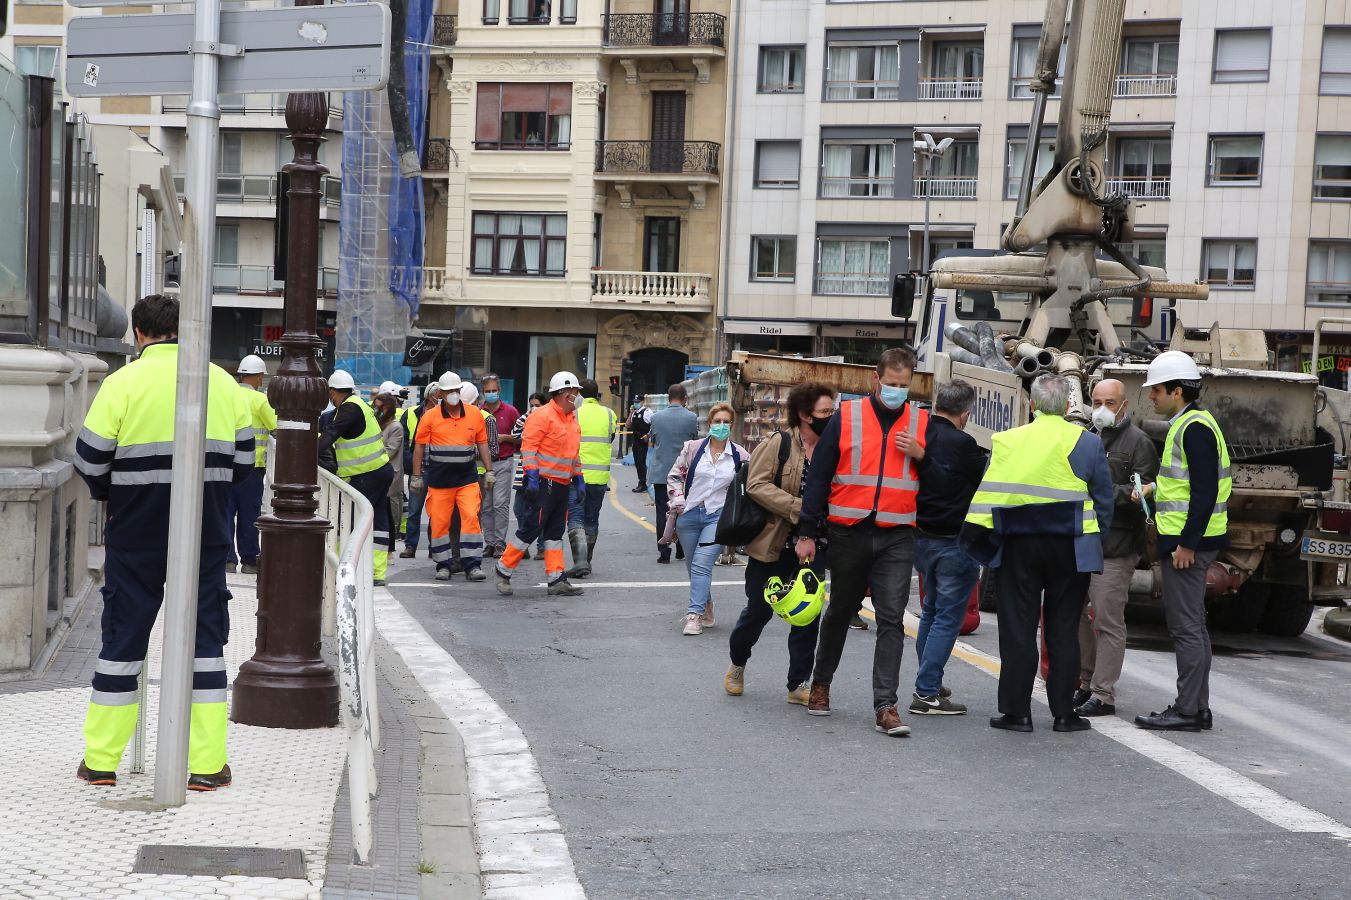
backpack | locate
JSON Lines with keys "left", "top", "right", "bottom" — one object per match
{"left": 715, "top": 431, "right": 793, "bottom": 547}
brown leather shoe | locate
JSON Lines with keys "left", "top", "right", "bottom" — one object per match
{"left": 807, "top": 682, "right": 830, "bottom": 716}
{"left": 875, "top": 705, "right": 911, "bottom": 737}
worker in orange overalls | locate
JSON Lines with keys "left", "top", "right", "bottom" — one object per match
{"left": 412, "top": 371, "right": 494, "bottom": 582}
{"left": 495, "top": 371, "right": 585, "bottom": 597}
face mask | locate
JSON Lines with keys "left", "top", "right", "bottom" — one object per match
{"left": 1091, "top": 406, "right": 1118, "bottom": 431}
{"left": 571, "top": 394, "right": 584, "bottom": 410}
{"left": 879, "top": 385, "right": 908, "bottom": 410}
{"left": 483, "top": 391, "right": 499, "bottom": 404}
{"left": 809, "top": 416, "right": 831, "bottom": 436}
{"left": 708, "top": 423, "right": 731, "bottom": 441}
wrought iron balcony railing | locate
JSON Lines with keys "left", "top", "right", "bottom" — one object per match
{"left": 602, "top": 13, "right": 726, "bottom": 49}
{"left": 595, "top": 140, "right": 720, "bottom": 176}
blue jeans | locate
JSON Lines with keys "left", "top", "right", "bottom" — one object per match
{"left": 675, "top": 504, "right": 721, "bottom": 616}
{"left": 913, "top": 532, "right": 981, "bottom": 697}
{"left": 405, "top": 483, "right": 427, "bottom": 550}
{"left": 568, "top": 481, "right": 608, "bottom": 538}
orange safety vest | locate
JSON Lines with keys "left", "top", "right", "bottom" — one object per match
{"left": 521, "top": 399, "right": 581, "bottom": 484}
{"left": 826, "top": 397, "right": 927, "bottom": 528}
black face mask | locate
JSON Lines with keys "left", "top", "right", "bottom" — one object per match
{"left": 809, "top": 416, "right": 831, "bottom": 436}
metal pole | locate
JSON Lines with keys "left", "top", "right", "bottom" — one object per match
{"left": 921, "top": 151, "right": 932, "bottom": 276}
{"left": 154, "top": 0, "right": 222, "bottom": 806}
{"left": 130, "top": 673, "right": 147, "bottom": 774}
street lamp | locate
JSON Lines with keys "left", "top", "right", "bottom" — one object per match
{"left": 913, "top": 132, "right": 955, "bottom": 276}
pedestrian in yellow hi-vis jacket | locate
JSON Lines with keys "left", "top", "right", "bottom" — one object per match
{"left": 73, "top": 294, "right": 255, "bottom": 790}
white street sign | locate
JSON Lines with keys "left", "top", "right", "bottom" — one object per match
{"left": 64, "top": 3, "right": 391, "bottom": 98}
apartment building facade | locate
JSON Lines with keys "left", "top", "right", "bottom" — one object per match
{"left": 420, "top": 0, "right": 729, "bottom": 405}
{"left": 722, "top": 0, "right": 1351, "bottom": 369}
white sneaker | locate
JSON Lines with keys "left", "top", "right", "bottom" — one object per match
{"left": 701, "top": 600, "right": 715, "bottom": 628}
{"left": 682, "top": 614, "right": 703, "bottom": 636}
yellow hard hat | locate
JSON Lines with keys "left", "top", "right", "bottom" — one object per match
{"left": 764, "top": 567, "right": 826, "bottom": 627}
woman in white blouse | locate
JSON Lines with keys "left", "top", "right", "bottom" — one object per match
{"left": 664, "top": 403, "right": 748, "bottom": 635}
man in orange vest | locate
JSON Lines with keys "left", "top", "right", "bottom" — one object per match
{"left": 495, "top": 371, "right": 586, "bottom": 597}
{"left": 795, "top": 347, "right": 928, "bottom": 737}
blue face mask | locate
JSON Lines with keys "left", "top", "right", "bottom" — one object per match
{"left": 879, "top": 384, "right": 909, "bottom": 410}
{"left": 708, "top": 423, "right": 731, "bottom": 441}
{"left": 483, "top": 391, "right": 500, "bottom": 404}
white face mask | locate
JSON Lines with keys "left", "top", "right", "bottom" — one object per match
{"left": 1091, "top": 406, "right": 1118, "bottom": 430}
{"left": 571, "top": 393, "right": 584, "bottom": 410}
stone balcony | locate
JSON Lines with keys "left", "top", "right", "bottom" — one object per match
{"left": 591, "top": 270, "right": 712, "bottom": 312}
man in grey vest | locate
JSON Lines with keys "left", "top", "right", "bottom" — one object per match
{"left": 647, "top": 383, "right": 699, "bottom": 564}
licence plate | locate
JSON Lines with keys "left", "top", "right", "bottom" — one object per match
{"left": 1300, "top": 533, "right": 1351, "bottom": 561}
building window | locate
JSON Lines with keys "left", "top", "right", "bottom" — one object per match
{"left": 922, "top": 42, "right": 983, "bottom": 99}
{"left": 1110, "top": 138, "right": 1172, "bottom": 198}
{"left": 475, "top": 83, "right": 572, "bottom": 150}
{"left": 751, "top": 236, "right": 796, "bottom": 282}
{"left": 508, "top": 0, "right": 550, "bottom": 25}
{"left": 754, "top": 141, "right": 800, "bottom": 188}
{"left": 1119, "top": 238, "right": 1167, "bottom": 270}
{"left": 816, "top": 238, "right": 890, "bottom": 295}
{"left": 759, "top": 46, "right": 805, "bottom": 93}
{"left": 1207, "top": 135, "right": 1263, "bottom": 186}
{"left": 1005, "top": 137, "right": 1055, "bottom": 200}
{"left": 1011, "top": 35, "right": 1064, "bottom": 98}
{"left": 14, "top": 44, "right": 61, "bottom": 93}
{"left": 1118, "top": 36, "right": 1178, "bottom": 96}
{"left": 1314, "top": 135, "right": 1351, "bottom": 200}
{"left": 1202, "top": 239, "right": 1256, "bottom": 289}
{"left": 914, "top": 139, "right": 978, "bottom": 199}
{"left": 558, "top": 0, "right": 577, "bottom": 24}
{"left": 471, "top": 213, "right": 567, "bottom": 277}
{"left": 592, "top": 213, "right": 603, "bottom": 269}
{"left": 1213, "top": 29, "right": 1271, "bottom": 83}
{"left": 1322, "top": 28, "right": 1351, "bottom": 95}
{"left": 821, "top": 142, "right": 894, "bottom": 198}
{"left": 1309, "top": 241, "right": 1351, "bottom": 304}
{"left": 483, "top": 0, "right": 499, "bottom": 24}
{"left": 825, "top": 44, "right": 900, "bottom": 101}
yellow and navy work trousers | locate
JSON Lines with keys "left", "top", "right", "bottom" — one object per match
{"left": 497, "top": 476, "right": 570, "bottom": 584}
{"left": 428, "top": 483, "right": 484, "bottom": 573}
{"left": 347, "top": 463, "right": 395, "bottom": 582}
{"left": 84, "top": 544, "right": 231, "bottom": 776}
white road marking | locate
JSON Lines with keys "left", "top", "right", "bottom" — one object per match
{"left": 939, "top": 620, "right": 1351, "bottom": 842}
{"left": 384, "top": 580, "right": 745, "bottom": 589}
{"left": 374, "top": 590, "right": 586, "bottom": 899}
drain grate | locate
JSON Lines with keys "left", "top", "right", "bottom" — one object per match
{"left": 134, "top": 845, "right": 306, "bottom": 879}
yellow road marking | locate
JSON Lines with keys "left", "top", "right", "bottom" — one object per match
{"left": 857, "top": 607, "right": 1002, "bottom": 676}
{"left": 609, "top": 487, "right": 656, "bottom": 534}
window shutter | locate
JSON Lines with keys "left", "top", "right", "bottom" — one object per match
{"left": 758, "top": 142, "right": 799, "bottom": 183}
{"left": 1215, "top": 30, "right": 1270, "bottom": 75}
{"left": 548, "top": 83, "right": 572, "bottom": 115}
{"left": 502, "top": 83, "right": 548, "bottom": 112}
{"left": 476, "top": 83, "right": 502, "bottom": 143}
{"left": 1316, "top": 135, "right": 1351, "bottom": 166}
{"left": 1213, "top": 136, "right": 1261, "bottom": 159}
{"left": 1324, "top": 29, "right": 1351, "bottom": 72}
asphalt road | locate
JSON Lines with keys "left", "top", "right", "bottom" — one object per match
{"left": 388, "top": 474, "right": 1351, "bottom": 899}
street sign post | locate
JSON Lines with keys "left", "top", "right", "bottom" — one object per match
{"left": 64, "top": 0, "right": 389, "bottom": 808}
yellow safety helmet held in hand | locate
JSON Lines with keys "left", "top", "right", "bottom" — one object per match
{"left": 764, "top": 567, "right": 826, "bottom": 626}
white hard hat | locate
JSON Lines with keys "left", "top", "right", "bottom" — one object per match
{"left": 437, "top": 371, "right": 464, "bottom": 393}
{"left": 459, "top": 383, "right": 479, "bottom": 405}
{"left": 378, "top": 380, "right": 402, "bottom": 395}
{"left": 237, "top": 354, "right": 266, "bottom": 376}
{"left": 329, "top": 370, "right": 356, "bottom": 391}
{"left": 548, "top": 371, "right": 581, "bottom": 393}
{"left": 1143, "top": 350, "right": 1202, "bottom": 387}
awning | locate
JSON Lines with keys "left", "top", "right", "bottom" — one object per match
{"left": 723, "top": 320, "right": 816, "bottom": 337}
{"left": 919, "top": 24, "right": 986, "bottom": 35}
{"left": 1108, "top": 122, "right": 1174, "bottom": 134}
{"left": 914, "top": 124, "right": 981, "bottom": 136}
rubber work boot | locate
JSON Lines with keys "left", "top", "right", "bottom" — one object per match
{"left": 565, "top": 529, "right": 591, "bottom": 579}
{"left": 586, "top": 534, "right": 597, "bottom": 563}
{"left": 548, "top": 578, "right": 584, "bottom": 597}
{"left": 188, "top": 763, "right": 233, "bottom": 792}
{"left": 76, "top": 760, "right": 116, "bottom": 787}
{"left": 725, "top": 664, "right": 745, "bottom": 696}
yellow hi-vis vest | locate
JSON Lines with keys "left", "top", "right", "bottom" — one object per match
{"left": 477, "top": 406, "right": 492, "bottom": 476}
{"left": 965, "top": 414, "right": 1099, "bottom": 535}
{"left": 577, "top": 398, "right": 617, "bottom": 485}
{"left": 1156, "top": 407, "right": 1231, "bottom": 538}
{"left": 240, "top": 383, "right": 277, "bottom": 467}
{"left": 335, "top": 394, "right": 390, "bottom": 479}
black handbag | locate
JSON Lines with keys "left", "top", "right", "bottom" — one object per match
{"left": 715, "top": 432, "right": 792, "bottom": 546}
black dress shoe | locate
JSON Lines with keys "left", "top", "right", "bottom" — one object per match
{"left": 1075, "top": 697, "right": 1116, "bottom": 717}
{"left": 1072, "top": 688, "right": 1091, "bottom": 707}
{"left": 1198, "top": 708, "right": 1213, "bottom": 730}
{"left": 989, "top": 714, "right": 1033, "bottom": 733}
{"left": 632, "top": 485, "right": 647, "bottom": 493}
{"left": 1053, "top": 715, "right": 1092, "bottom": 732}
{"left": 1134, "top": 705, "right": 1202, "bottom": 731}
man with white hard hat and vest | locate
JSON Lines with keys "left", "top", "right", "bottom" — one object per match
{"left": 400, "top": 381, "right": 441, "bottom": 556}
{"left": 412, "top": 372, "right": 494, "bottom": 581}
{"left": 566, "top": 378, "right": 617, "bottom": 579}
{"left": 1132, "top": 351, "right": 1229, "bottom": 732}
{"left": 73, "top": 294, "right": 253, "bottom": 790}
{"left": 961, "top": 373, "right": 1114, "bottom": 735}
{"left": 319, "top": 370, "right": 396, "bottom": 585}
{"left": 228, "top": 354, "right": 277, "bottom": 575}
{"left": 437, "top": 380, "right": 498, "bottom": 576}
{"left": 496, "top": 371, "right": 586, "bottom": 596}
{"left": 794, "top": 347, "right": 930, "bottom": 737}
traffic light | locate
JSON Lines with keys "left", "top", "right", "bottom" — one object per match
{"left": 608, "top": 375, "right": 621, "bottom": 396}
{"left": 891, "top": 272, "right": 917, "bottom": 319}
{"left": 621, "top": 356, "right": 635, "bottom": 386}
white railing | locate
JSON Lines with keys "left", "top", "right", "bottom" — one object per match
{"left": 914, "top": 177, "right": 978, "bottom": 199}
{"left": 815, "top": 274, "right": 889, "bottom": 296}
{"left": 1114, "top": 74, "right": 1177, "bottom": 97}
{"left": 592, "top": 270, "right": 712, "bottom": 305}
{"left": 821, "top": 176, "right": 895, "bottom": 198}
{"left": 422, "top": 266, "right": 447, "bottom": 296}
{"left": 1105, "top": 176, "right": 1171, "bottom": 199}
{"left": 918, "top": 78, "right": 983, "bottom": 100}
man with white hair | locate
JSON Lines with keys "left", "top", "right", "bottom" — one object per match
{"left": 962, "top": 373, "right": 1114, "bottom": 734}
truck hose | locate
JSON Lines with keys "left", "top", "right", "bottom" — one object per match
{"left": 944, "top": 322, "right": 982, "bottom": 355}
{"left": 949, "top": 348, "right": 984, "bottom": 367}
{"left": 974, "top": 322, "right": 1015, "bottom": 373}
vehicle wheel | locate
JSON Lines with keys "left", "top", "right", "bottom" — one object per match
{"left": 1259, "top": 586, "right": 1315, "bottom": 637}
{"left": 1211, "top": 579, "right": 1268, "bottom": 633}
{"left": 978, "top": 570, "right": 997, "bottom": 612}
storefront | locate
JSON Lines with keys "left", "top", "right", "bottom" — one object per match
{"left": 723, "top": 320, "right": 816, "bottom": 357}
{"left": 819, "top": 323, "right": 915, "bottom": 364}
{"left": 210, "top": 307, "right": 337, "bottom": 376}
